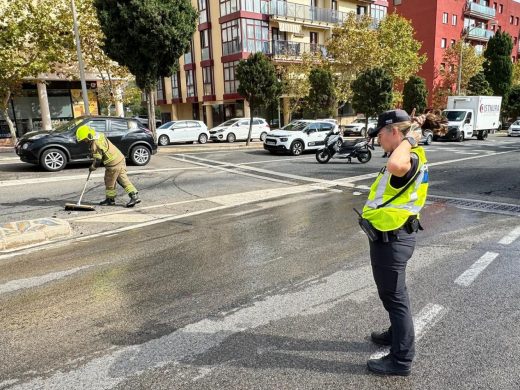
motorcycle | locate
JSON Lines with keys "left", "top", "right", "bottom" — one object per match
{"left": 315, "top": 132, "right": 373, "bottom": 164}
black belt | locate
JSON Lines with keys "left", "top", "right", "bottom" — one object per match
{"left": 376, "top": 217, "right": 423, "bottom": 242}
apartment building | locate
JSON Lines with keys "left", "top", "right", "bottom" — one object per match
{"left": 392, "top": 0, "right": 520, "bottom": 105}
{"left": 157, "top": 0, "right": 388, "bottom": 129}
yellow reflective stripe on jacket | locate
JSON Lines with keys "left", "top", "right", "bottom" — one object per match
{"left": 90, "top": 134, "right": 124, "bottom": 166}
{"left": 362, "top": 147, "right": 429, "bottom": 231}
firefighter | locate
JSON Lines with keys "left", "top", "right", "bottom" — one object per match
{"left": 76, "top": 125, "right": 141, "bottom": 208}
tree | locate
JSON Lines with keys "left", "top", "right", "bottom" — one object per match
{"left": 377, "top": 14, "right": 426, "bottom": 87}
{"left": 483, "top": 31, "right": 513, "bottom": 98}
{"left": 304, "top": 68, "right": 336, "bottom": 119}
{"left": 351, "top": 68, "right": 393, "bottom": 134}
{"left": 94, "top": 0, "right": 197, "bottom": 139}
{"left": 512, "top": 61, "right": 520, "bottom": 86}
{"left": 505, "top": 85, "right": 520, "bottom": 120}
{"left": 0, "top": 0, "right": 71, "bottom": 143}
{"left": 467, "top": 72, "right": 493, "bottom": 96}
{"left": 402, "top": 76, "right": 427, "bottom": 114}
{"left": 236, "top": 52, "right": 281, "bottom": 146}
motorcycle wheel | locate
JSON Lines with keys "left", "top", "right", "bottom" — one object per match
{"left": 357, "top": 150, "right": 372, "bottom": 163}
{"left": 316, "top": 149, "right": 332, "bottom": 164}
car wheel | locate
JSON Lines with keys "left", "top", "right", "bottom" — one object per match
{"left": 424, "top": 134, "right": 433, "bottom": 145}
{"left": 130, "top": 145, "right": 151, "bottom": 166}
{"left": 198, "top": 133, "right": 208, "bottom": 144}
{"left": 290, "top": 140, "right": 304, "bottom": 156}
{"left": 457, "top": 131, "right": 464, "bottom": 142}
{"left": 40, "top": 148, "right": 67, "bottom": 172}
{"left": 227, "top": 133, "right": 236, "bottom": 143}
{"left": 158, "top": 135, "right": 170, "bottom": 146}
{"left": 360, "top": 127, "right": 366, "bottom": 137}
{"left": 260, "top": 132, "right": 267, "bottom": 142}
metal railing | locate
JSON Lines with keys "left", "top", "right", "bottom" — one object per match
{"left": 466, "top": 26, "right": 494, "bottom": 40}
{"left": 270, "top": 40, "right": 326, "bottom": 58}
{"left": 271, "top": 0, "right": 348, "bottom": 24}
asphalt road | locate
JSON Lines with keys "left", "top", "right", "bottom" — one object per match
{"left": 1, "top": 134, "right": 519, "bottom": 389}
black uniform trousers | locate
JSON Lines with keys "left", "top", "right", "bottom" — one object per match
{"left": 369, "top": 228, "right": 416, "bottom": 368}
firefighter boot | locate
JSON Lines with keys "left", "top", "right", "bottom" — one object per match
{"left": 99, "top": 198, "right": 116, "bottom": 206}
{"left": 126, "top": 192, "right": 141, "bottom": 208}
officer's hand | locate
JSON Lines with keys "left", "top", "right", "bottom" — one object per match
{"left": 406, "top": 127, "right": 422, "bottom": 144}
{"left": 89, "top": 165, "right": 96, "bottom": 172}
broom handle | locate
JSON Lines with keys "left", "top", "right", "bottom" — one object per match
{"left": 77, "top": 171, "right": 91, "bottom": 205}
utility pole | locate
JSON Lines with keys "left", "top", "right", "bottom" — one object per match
{"left": 71, "top": 0, "right": 90, "bottom": 115}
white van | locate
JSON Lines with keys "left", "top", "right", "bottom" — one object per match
{"left": 209, "top": 118, "right": 270, "bottom": 142}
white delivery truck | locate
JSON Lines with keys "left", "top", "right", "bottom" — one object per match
{"left": 440, "top": 96, "right": 502, "bottom": 141}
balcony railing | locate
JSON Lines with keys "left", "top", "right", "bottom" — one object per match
{"left": 464, "top": 1, "right": 495, "bottom": 20}
{"left": 270, "top": 40, "right": 326, "bottom": 59}
{"left": 271, "top": 0, "right": 348, "bottom": 24}
{"left": 466, "top": 26, "right": 494, "bottom": 41}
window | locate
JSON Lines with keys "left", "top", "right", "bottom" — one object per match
{"left": 202, "top": 66, "right": 214, "bottom": 96}
{"left": 357, "top": 5, "right": 367, "bottom": 15}
{"left": 198, "top": 0, "right": 208, "bottom": 24}
{"left": 331, "top": 0, "right": 337, "bottom": 11}
{"left": 371, "top": 4, "right": 387, "bottom": 21}
{"left": 85, "top": 120, "right": 106, "bottom": 133}
{"left": 493, "top": 2, "right": 497, "bottom": 10}
{"left": 451, "top": 39, "right": 456, "bottom": 47}
{"left": 440, "top": 63, "right": 446, "bottom": 72}
{"left": 310, "top": 32, "right": 318, "bottom": 51}
{"left": 442, "top": 12, "right": 448, "bottom": 24}
{"left": 184, "top": 40, "right": 193, "bottom": 64}
{"left": 185, "top": 69, "right": 196, "bottom": 97}
{"left": 516, "top": 17, "right": 519, "bottom": 26}
{"left": 223, "top": 61, "right": 240, "bottom": 94}
{"left": 200, "top": 30, "right": 211, "bottom": 61}
{"left": 452, "top": 14, "right": 457, "bottom": 26}
{"left": 499, "top": 4, "right": 503, "bottom": 13}
{"left": 156, "top": 78, "right": 164, "bottom": 101}
{"left": 510, "top": 16, "right": 514, "bottom": 24}
{"left": 220, "top": 0, "right": 269, "bottom": 16}
{"left": 320, "top": 123, "right": 334, "bottom": 132}
{"left": 441, "top": 38, "right": 447, "bottom": 48}
{"left": 171, "top": 72, "right": 181, "bottom": 99}
{"left": 241, "top": 19, "right": 269, "bottom": 53}
{"left": 394, "top": 0, "right": 401, "bottom": 5}
{"left": 221, "top": 20, "right": 241, "bottom": 55}
{"left": 110, "top": 120, "right": 129, "bottom": 132}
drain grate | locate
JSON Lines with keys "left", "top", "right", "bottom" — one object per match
{"left": 428, "top": 195, "right": 520, "bottom": 216}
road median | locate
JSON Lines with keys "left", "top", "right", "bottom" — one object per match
{"left": 0, "top": 218, "right": 71, "bottom": 251}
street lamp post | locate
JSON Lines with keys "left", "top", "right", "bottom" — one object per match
{"left": 71, "top": 0, "right": 90, "bottom": 115}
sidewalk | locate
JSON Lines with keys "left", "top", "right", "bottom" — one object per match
{"left": 157, "top": 142, "right": 264, "bottom": 154}
{"left": 0, "top": 218, "right": 71, "bottom": 251}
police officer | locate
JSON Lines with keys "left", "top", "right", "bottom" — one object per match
{"left": 76, "top": 125, "right": 141, "bottom": 208}
{"left": 362, "top": 109, "right": 428, "bottom": 376}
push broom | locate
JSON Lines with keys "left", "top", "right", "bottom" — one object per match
{"left": 64, "top": 171, "right": 95, "bottom": 211}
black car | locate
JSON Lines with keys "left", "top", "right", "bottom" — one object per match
{"left": 15, "top": 116, "right": 158, "bottom": 171}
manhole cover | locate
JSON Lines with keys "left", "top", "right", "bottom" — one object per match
{"left": 428, "top": 195, "right": 520, "bottom": 216}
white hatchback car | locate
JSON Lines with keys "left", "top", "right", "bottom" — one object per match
{"left": 209, "top": 118, "right": 270, "bottom": 142}
{"left": 507, "top": 120, "right": 520, "bottom": 136}
{"left": 157, "top": 120, "right": 209, "bottom": 146}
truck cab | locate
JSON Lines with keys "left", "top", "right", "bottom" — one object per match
{"left": 441, "top": 109, "right": 474, "bottom": 142}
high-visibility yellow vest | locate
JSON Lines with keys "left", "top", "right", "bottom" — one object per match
{"left": 362, "top": 147, "right": 429, "bottom": 232}
{"left": 90, "top": 133, "right": 124, "bottom": 167}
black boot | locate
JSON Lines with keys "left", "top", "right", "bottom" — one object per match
{"left": 370, "top": 328, "right": 392, "bottom": 346}
{"left": 126, "top": 192, "right": 141, "bottom": 208}
{"left": 367, "top": 354, "right": 411, "bottom": 376}
{"left": 99, "top": 198, "right": 115, "bottom": 206}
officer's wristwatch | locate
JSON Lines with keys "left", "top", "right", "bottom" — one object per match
{"left": 404, "top": 136, "right": 418, "bottom": 147}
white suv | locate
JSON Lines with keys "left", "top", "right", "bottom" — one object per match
{"left": 263, "top": 120, "right": 340, "bottom": 155}
{"left": 209, "top": 117, "right": 270, "bottom": 142}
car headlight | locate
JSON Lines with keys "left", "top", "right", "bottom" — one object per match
{"left": 280, "top": 137, "right": 288, "bottom": 142}
{"left": 216, "top": 129, "right": 224, "bottom": 133}
{"left": 22, "top": 143, "right": 29, "bottom": 150}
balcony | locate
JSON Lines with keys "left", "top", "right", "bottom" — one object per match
{"left": 466, "top": 26, "right": 494, "bottom": 41}
{"left": 271, "top": 0, "right": 348, "bottom": 25}
{"left": 464, "top": 1, "right": 495, "bottom": 20}
{"left": 270, "top": 40, "right": 326, "bottom": 60}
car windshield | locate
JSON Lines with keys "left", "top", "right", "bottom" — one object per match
{"left": 282, "top": 122, "right": 307, "bottom": 131}
{"left": 513, "top": 121, "right": 520, "bottom": 125}
{"left": 52, "top": 118, "right": 83, "bottom": 133}
{"left": 158, "top": 121, "right": 174, "bottom": 129}
{"left": 352, "top": 119, "right": 365, "bottom": 124}
{"left": 220, "top": 119, "right": 239, "bottom": 127}
{"left": 443, "top": 110, "right": 467, "bottom": 121}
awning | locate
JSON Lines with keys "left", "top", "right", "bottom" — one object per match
{"left": 278, "top": 22, "right": 302, "bottom": 34}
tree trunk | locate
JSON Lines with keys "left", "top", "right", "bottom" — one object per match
{"left": 2, "top": 90, "right": 17, "bottom": 145}
{"left": 246, "top": 99, "right": 253, "bottom": 146}
{"left": 147, "top": 89, "right": 157, "bottom": 144}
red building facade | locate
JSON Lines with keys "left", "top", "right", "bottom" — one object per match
{"left": 391, "top": 0, "right": 520, "bottom": 105}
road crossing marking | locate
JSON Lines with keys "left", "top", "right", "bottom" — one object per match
{"left": 498, "top": 226, "right": 520, "bottom": 245}
{"left": 454, "top": 251, "right": 499, "bottom": 287}
{"left": 369, "top": 303, "right": 447, "bottom": 360}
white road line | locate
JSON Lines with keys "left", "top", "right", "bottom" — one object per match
{"left": 498, "top": 226, "right": 520, "bottom": 245}
{"left": 0, "top": 167, "right": 204, "bottom": 187}
{"left": 369, "top": 303, "right": 447, "bottom": 360}
{"left": 454, "top": 252, "right": 499, "bottom": 287}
